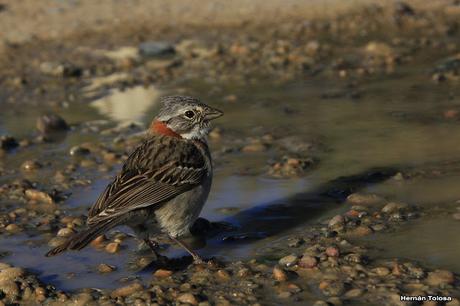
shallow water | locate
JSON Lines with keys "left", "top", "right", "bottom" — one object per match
{"left": 1, "top": 60, "right": 460, "bottom": 290}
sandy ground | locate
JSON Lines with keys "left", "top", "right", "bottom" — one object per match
{"left": 0, "top": 0, "right": 454, "bottom": 51}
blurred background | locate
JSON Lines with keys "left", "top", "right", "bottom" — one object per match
{"left": 1, "top": 0, "right": 460, "bottom": 305}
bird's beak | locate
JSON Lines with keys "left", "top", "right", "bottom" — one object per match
{"left": 204, "top": 107, "right": 224, "bottom": 120}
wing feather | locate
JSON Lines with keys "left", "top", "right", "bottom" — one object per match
{"left": 87, "top": 135, "right": 209, "bottom": 225}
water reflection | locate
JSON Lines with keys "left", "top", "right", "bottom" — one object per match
{"left": 91, "top": 86, "right": 161, "bottom": 123}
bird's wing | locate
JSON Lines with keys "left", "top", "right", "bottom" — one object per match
{"left": 87, "top": 136, "right": 208, "bottom": 225}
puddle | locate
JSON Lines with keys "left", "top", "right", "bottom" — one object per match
{"left": 2, "top": 61, "right": 460, "bottom": 290}
{"left": 361, "top": 216, "right": 460, "bottom": 273}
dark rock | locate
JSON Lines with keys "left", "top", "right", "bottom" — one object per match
{"left": 139, "top": 41, "right": 175, "bottom": 57}
{"left": 69, "top": 146, "right": 90, "bottom": 157}
{"left": 36, "top": 114, "right": 69, "bottom": 134}
{"left": 0, "top": 136, "right": 19, "bottom": 151}
{"left": 395, "top": 1, "right": 415, "bottom": 16}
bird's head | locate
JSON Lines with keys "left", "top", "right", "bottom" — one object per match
{"left": 150, "top": 96, "right": 223, "bottom": 140}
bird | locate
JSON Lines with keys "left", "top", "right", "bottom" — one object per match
{"left": 46, "top": 96, "right": 223, "bottom": 263}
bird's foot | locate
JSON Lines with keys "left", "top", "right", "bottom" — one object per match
{"left": 192, "top": 255, "right": 205, "bottom": 265}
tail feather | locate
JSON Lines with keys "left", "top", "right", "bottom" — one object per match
{"left": 45, "top": 218, "right": 120, "bottom": 257}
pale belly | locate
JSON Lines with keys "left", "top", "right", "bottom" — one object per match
{"left": 129, "top": 176, "right": 212, "bottom": 239}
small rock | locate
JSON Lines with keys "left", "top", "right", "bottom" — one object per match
{"left": 381, "top": 202, "right": 407, "bottom": 213}
{"left": 39, "top": 62, "right": 81, "bottom": 78}
{"left": 364, "top": 42, "right": 394, "bottom": 57}
{"left": 278, "top": 291, "right": 292, "bottom": 298}
{"left": 313, "top": 301, "right": 329, "bottom": 306}
{"left": 452, "top": 213, "right": 460, "bottom": 220}
{"left": 90, "top": 235, "right": 106, "bottom": 248}
{"left": 242, "top": 142, "right": 268, "bottom": 153}
{"left": 319, "top": 280, "right": 345, "bottom": 296}
{"left": 273, "top": 266, "right": 288, "bottom": 281}
{"left": 299, "top": 255, "right": 318, "bottom": 268}
{"left": 25, "top": 189, "right": 55, "bottom": 204}
{"left": 0, "top": 280, "right": 19, "bottom": 300}
{"left": 344, "top": 288, "right": 364, "bottom": 298}
{"left": 21, "top": 160, "right": 43, "bottom": 171}
{"left": 395, "top": 1, "right": 415, "bottom": 16}
{"left": 278, "top": 254, "right": 298, "bottom": 267}
{"left": 5, "top": 224, "right": 21, "bottom": 233}
{"left": 177, "top": 293, "right": 198, "bottom": 305}
{"left": 0, "top": 267, "right": 24, "bottom": 283}
{"left": 0, "top": 136, "right": 19, "bottom": 151}
{"left": 57, "top": 227, "right": 74, "bottom": 237}
{"left": 154, "top": 269, "right": 173, "bottom": 278}
{"left": 346, "top": 193, "right": 384, "bottom": 206}
{"left": 69, "top": 146, "right": 90, "bottom": 157}
{"left": 373, "top": 267, "right": 390, "bottom": 276}
{"left": 426, "top": 270, "right": 455, "bottom": 287}
{"left": 139, "top": 41, "right": 175, "bottom": 57}
{"left": 328, "top": 215, "right": 345, "bottom": 228}
{"left": 325, "top": 246, "right": 340, "bottom": 257}
{"left": 237, "top": 268, "right": 251, "bottom": 278}
{"left": 36, "top": 113, "right": 69, "bottom": 134}
{"left": 216, "top": 269, "right": 231, "bottom": 281}
{"left": 98, "top": 263, "right": 116, "bottom": 273}
{"left": 111, "top": 282, "right": 143, "bottom": 298}
{"left": 348, "top": 226, "right": 373, "bottom": 237}
{"left": 105, "top": 242, "right": 120, "bottom": 253}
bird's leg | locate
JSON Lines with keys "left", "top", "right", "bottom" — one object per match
{"left": 169, "top": 236, "right": 204, "bottom": 264}
{"left": 144, "top": 239, "right": 168, "bottom": 263}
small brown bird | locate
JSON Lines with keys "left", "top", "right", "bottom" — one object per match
{"left": 46, "top": 96, "right": 223, "bottom": 263}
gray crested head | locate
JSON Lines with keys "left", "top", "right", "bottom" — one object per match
{"left": 155, "top": 96, "right": 223, "bottom": 140}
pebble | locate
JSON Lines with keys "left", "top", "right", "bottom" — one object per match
{"left": 319, "top": 280, "right": 345, "bottom": 296}
{"left": 5, "top": 224, "right": 21, "bottom": 233}
{"left": 344, "top": 288, "right": 364, "bottom": 298}
{"left": 278, "top": 254, "right": 298, "bottom": 267}
{"left": 216, "top": 269, "right": 231, "bottom": 281}
{"left": 98, "top": 263, "right": 116, "bottom": 273}
{"left": 381, "top": 202, "right": 407, "bottom": 213}
{"left": 105, "top": 242, "right": 121, "bottom": 253}
{"left": 69, "top": 146, "right": 91, "bottom": 157}
{"left": 0, "top": 267, "right": 24, "bottom": 283}
{"left": 0, "top": 136, "right": 19, "bottom": 151}
{"left": 177, "top": 293, "right": 199, "bottom": 305}
{"left": 325, "top": 246, "right": 340, "bottom": 257}
{"left": 36, "top": 113, "right": 69, "bottom": 134}
{"left": 153, "top": 269, "right": 173, "bottom": 278}
{"left": 237, "top": 268, "right": 251, "bottom": 278}
{"left": 21, "top": 160, "right": 43, "bottom": 171}
{"left": 273, "top": 266, "right": 288, "bottom": 281}
{"left": 373, "top": 267, "right": 390, "bottom": 276}
{"left": 328, "top": 215, "right": 345, "bottom": 228}
{"left": 242, "top": 142, "right": 268, "bottom": 152}
{"left": 25, "top": 189, "right": 55, "bottom": 205}
{"left": 70, "top": 292, "right": 93, "bottom": 305}
{"left": 453, "top": 213, "right": 460, "bottom": 220}
{"left": 347, "top": 226, "right": 373, "bottom": 237}
{"left": 0, "top": 280, "right": 19, "bottom": 300}
{"left": 278, "top": 291, "right": 292, "bottom": 298}
{"left": 90, "top": 235, "right": 106, "bottom": 248}
{"left": 299, "top": 255, "right": 318, "bottom": 268}
{"left": 313, "top": 301, "right": 329, "bottom": 306}
{"left": 426, "top": 270, "right": 455, "bottom": 287}
{"left": 111, "top": 282, "right": 143, "bottom": 298}
{"left": 57, "top": 227, "right": 75, "bottom": 237}
{"left": 139, "top": 41, "right": 175, "bottom": 57}
{"left": 346, "top": 193, "right": 384, "bottom": 206}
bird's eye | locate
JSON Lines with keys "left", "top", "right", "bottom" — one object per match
{"left": 184, "top": 110, "right": 195, "bottom": 119}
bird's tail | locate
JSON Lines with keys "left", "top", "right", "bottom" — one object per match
{"left": 45, "top": 218, "right": 119, "bottom": 257}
